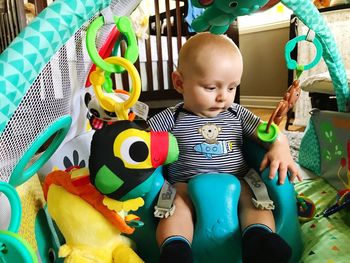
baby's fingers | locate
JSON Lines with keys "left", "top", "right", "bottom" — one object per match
{"left": 278, "top": 164, "right": 288, "bottom": 184}
{"left": 259, "top": 154, "right": 270, "bottom": 172}
{"left": 268, "top": 160, "right": 279, "bottom": 180}
{"left": 289, "top": 164, "right": 302, "bottom": 182}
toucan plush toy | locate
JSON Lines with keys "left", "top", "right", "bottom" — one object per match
{"left": 89, "top": 120, "right": 179, "bottom": 201}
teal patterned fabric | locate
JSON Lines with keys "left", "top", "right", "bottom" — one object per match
{"left": 299, "top": 119, "right": 321, "bottom": 175}
{"left": 300, "top": 110, "right": 350, "bottom": 190}
{"left": 0, "top": 0, "right": 112, "bottom": 133}
{"left": 281, "top": 0, "right": 350, "bottom": 112}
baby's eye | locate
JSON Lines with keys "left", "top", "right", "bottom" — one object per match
{"left": 204, "top": 86, "right": 216, "bottom": 91}
{"left": 228, "top": 86, "right": 237, "bottom": 92}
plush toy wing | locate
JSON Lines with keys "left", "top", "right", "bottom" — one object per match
{"left": 0, "top": 0, "right": 141, "bottom": 186}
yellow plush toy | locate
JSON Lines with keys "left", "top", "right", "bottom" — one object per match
{"left": 43, "top": 168, "right": 144, "bottom": 263}
{"left": 42, "top": 120, "right": 179, "bottom": 262}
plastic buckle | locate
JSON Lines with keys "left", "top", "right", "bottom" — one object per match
{"left": 306, "top": 29, "right": 316, "bottom": 42}
{"left": 154, "top": 180, "right": 176, "bottom": 218}
{"left": 252, "top": 198, "right": 275, "bottom": 210}
{"left": 154, "top": 204, "right": 176, "bottom": 218}
{"left": 101, "top": 7, "right": 115, "bottom": 25}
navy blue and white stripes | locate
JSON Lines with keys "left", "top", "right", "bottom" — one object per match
{"left": 148, "top": 103, "right": 260, "bottom": 184}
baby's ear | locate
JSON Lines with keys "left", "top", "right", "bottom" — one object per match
{"left": 172, "top": 71, "right": 184, "bottom": 94}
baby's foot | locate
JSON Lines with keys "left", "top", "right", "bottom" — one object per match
{"left": 242, "top": 225, "right": 292, "bottom": 263}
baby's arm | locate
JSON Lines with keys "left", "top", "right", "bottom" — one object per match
{"left": 250, "top": 123, "right": 302, "bottom": 184}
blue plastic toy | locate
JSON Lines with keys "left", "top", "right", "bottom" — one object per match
{"left": 131, "top": 139, "right": 303, "bottom": 263}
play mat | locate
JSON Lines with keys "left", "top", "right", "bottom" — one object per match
{"left": 284, "top": 131, "right": 350, "bottom": 263}
{"left": 295, "top": 178, "right": 350, "bottom": 263}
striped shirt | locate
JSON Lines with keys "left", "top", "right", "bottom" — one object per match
{"left": 148, "top": 103, "right": 260, "bottom": 184}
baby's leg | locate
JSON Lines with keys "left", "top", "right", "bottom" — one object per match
{"left": 156, "top": 182, "right": 194, "bottom": 263}
{"left": 239, "top": 180, "right": 292, "bottom": 263}
{"left": 239, "top": 180, "right": 275, "bottom": 230}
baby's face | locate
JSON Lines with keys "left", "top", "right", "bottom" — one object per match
{"left": 181, "top": 54, "right": 242, "bottom": 118}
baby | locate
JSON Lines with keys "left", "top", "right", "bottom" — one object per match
{"left": 148, "top": 32, "right": 301, "bottom": 263}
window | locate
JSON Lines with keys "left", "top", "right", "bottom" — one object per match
{"left": 238, "top": 3, "right": 293, "bottom": 33}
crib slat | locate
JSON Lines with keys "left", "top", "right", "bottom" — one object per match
{"left": 165, "top": 0, "right": 174, "bottom": 91}
{"left": 175, "top": 0, "right": 182, "bottom": 51}
{"left": 145, "top": 34, "right": 154, "bottom": 92}
{"left": 29, "top": 0, "right": 48, "bottom": 15}
{"left": 154, "top": 0, "right": 165, "bottom": 92}
{"left": 134, "top": 56, "right": 141, "bottom": 79}
{"left": 226, "top": 20, "right": 240, "bottom": 105}
{"left": 120, "top": 41, "right": 130, "bottom": 91}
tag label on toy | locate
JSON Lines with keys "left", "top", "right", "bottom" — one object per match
{"left": 132, "top": 101, "right": 149, "bottom": 120}
{"left": 243, "top": 169, "right": 275, "bottom": 210}
{"left": 117, "top": 93, "right": 149, "bottom": 120}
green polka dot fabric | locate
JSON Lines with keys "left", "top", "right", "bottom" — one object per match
{"left": 295, "top": 178, "right": 350, "bottom": 263}
{"left": 298, "top": 120, "right": 321, "bottom": 175}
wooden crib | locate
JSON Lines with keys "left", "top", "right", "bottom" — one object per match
{"left": 0, "top": 0, "right": 50, "bottom": 53}
{"left": 120, "top": 0, "right": 240, "bottom": 116}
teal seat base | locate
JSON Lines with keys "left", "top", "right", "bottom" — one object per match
{"left": 131, "top": 140, "right": 303, "bottom": 263}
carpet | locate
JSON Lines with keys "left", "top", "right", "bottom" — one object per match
{"left": 283, "top": 130, "right": 304, "bottom": 162}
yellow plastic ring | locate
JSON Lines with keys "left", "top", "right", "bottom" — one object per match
{"left": 89, "top": 56, "right": 141, "bottom": 119}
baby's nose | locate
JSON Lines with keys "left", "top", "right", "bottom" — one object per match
{"left": 216, "top": 92, "right": 226, "bottom": 102}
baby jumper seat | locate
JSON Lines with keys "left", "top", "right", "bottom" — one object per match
{"left": 131, "top": 139, "right": 303, "bottom": 263}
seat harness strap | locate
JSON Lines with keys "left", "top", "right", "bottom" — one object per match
{"left": 154, "top": 180, "right": 176, "bottom": 218}
{"left": 243, "top": 169, "right": 275, "bottom": 210}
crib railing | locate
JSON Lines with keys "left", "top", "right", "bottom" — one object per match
{"left": 0, "top": 0, "right": 49, "bottom": 53}
{"left": 118, "top": 0, "right": 191, "bottom": 106}
{"left": 119, "top": 0, "right": 240, "bottom": 113}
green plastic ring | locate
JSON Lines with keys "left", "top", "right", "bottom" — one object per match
{"left": 86, "top": 16, "right": 138, "bottom": 74}
{"left": 257, "top": 122, "right": 279, "bottom": 143}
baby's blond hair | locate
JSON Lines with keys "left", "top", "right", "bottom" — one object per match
{"left": 177, "top": 32, "right": 242, "bottom": 74}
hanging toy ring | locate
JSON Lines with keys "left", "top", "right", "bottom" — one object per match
{"left": 285, "top": 35, "right": 323, "bottom": 71}
{"left": 0, "top": 183, "right": 38, "bottom": 263}
{"left": 86, "top": 15, "right": 138, "bottom": 73}
{"left": 0, "top": 182, "right": 21, "bottom": 233}
{"left": 89, "top": 56, "right": 141, "bottom": 119}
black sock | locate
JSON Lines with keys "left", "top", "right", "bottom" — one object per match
{"left": 242, "top": 225, "right": 292, "bottom": 263}
{"left": 159, "top": 236, "right": 193, "bottom": 263}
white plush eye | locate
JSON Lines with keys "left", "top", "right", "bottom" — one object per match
{"left": 120, "top": 136, "right": 149, "bottom": 165}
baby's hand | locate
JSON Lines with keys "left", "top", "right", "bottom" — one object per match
{"left": 259, "top": 134, "right": 302, "bottom": 184}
